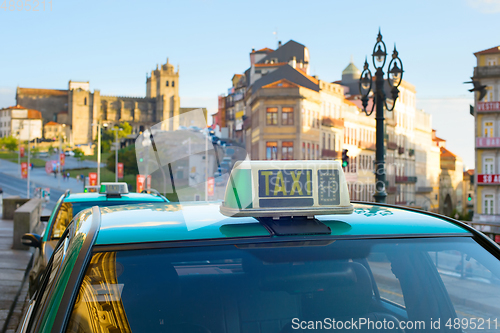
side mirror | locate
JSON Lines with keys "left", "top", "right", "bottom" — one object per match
{"left": 22, "top": 233, "right": 42, "bottom": 248}
{"left": 40, "top": 215, "right": 50, "bottom": 222}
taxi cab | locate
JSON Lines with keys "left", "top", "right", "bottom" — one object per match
{"left": 18, "top": 162, "right": 500, "bottom": 333}
{"left": 21, "top": 182, "right": 168, "bottom": 297}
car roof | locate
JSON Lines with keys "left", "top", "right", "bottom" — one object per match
{"left": 65, "top": 192, "right": 166, "bottom": 203}
{"left": 92, "top": 202, "right": 470, "bottom": 246}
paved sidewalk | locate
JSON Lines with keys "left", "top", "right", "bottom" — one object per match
{"left": 0, "top": 203, "right": 32, "bottom": 333}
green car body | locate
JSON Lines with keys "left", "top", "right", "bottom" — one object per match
{"left": 19, "top": 202, "right": 500, "bottom": 333}
{"left": 27, "top": 191, "right": 168, "bottom": 297}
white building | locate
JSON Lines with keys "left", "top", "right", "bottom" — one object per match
{"left": 0, "top": 105, "right": 43, "bottom": 140}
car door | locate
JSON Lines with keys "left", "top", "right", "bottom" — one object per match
{"left": 21, "top": 229, "right": 70, "bottom": 333}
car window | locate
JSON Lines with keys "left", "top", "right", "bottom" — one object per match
{"left": 367, "top": 252, "right": 405, "bottom": 308}
{"left": 65, "top": 237, "right": 500, "bottom": 333}
{"left": 428, "top": 247, "right": 500, "bottom": 331}
{"left": 52, "top": 202, "right": 73, "bottom": 239}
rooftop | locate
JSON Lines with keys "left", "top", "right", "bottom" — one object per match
{"left": 474, "top": 46, "right": 500, "bottom": 56}
{"left": 93, "top": 202, "right": 469, "bottom": 246}
{"left": 17, "top": 87, "right": 68, "bottom": 97}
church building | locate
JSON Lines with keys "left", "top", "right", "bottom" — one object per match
{"left": 16, "top": 59, "right": 205, "bottom": 145}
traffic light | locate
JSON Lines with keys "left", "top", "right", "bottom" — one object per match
{"left": 467, "top": 193, "right": 472, "bottom": 202}
{"left": 341, "top": 149, "right": 349, "bottom": 168}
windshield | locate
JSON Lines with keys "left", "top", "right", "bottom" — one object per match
{"left": 66, "top": 237, "right": 500, "bottom": 333}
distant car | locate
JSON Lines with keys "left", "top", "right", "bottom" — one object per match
{"left": 177, "top": 125, "right": 188, "bottom": 131}
{"left": 64, "top": 150, "right": 75, "bottom": 157}
{"left": 219, "top": 161, "right": 231, "bottom": 173}
{"left": 22, "top": 182, "right": 168, "bottom": 297}
{"left": 38, "top": 151, "right": 49, "bottom": 158}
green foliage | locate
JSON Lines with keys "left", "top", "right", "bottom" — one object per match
{"left": 106, "top": 144, "right": 138, "bottom": 175}
{"left": 31, "top": 145, "right": 40, "bottom": 157}
{"left": 73, "top": 148, "right": 85, "bottom": 161}
{"left": 97, "top": 121, "right": 133, "bottom": 155}
{"left": 3, "top": 135, "right": 18, "bottom": 152}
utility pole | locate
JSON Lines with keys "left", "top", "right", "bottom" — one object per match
{"left": 205, "top": 133, "right": 208, "bottom": 201}
{"left": 27, "top": 121, "right": 31, "bottom": 198}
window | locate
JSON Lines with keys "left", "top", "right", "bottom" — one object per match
{"left": 484, "top": 121, "right": 494, "bottom": 137}
{"left": 282, "top": 141, "right": 293, "bottom": 160}
{"left": 83, "top": 97, "right": 87, "bottom": 106}
{"left": 172, "top": 81, "right": 175, "bottom": 87}
{"left": 484, "top": 157, "right": 494, "bottom": 174}
{"left": 327, "top": 134, "right": 331, "bottom": 149}
{"left": 281, "top": 107, "right": 294, "bottom": 125}
{"left": 266, "top": 141, "right": 277, "bottom": 160}
{"left": 166, "top": 81, "right": 169, "bottom": 86}
{"left": 322, "top": 133, "right": 326, "bottom": 149}
{"left": 484, "top": 194, "right": 495, "bottom": 215}
{"left": 65, "top": 238, "right": 500, "bottom": 333}
{"left": 487, "top": 57, "right": 498, "bottom": 66}
{"left": 266, "top": 107, "right": 278, "bottom": 125}
{"left": 302, "top": 142, "right": 305, "bottom": 160}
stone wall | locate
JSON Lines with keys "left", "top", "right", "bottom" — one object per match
{"left": 16, "top": 88, "right": 68, "bottom": 124}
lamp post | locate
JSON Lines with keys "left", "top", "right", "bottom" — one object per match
{"left": 113, "top": 126, "right": 123, "bottom": 182}
{"left": 58, "top": 124, "right": 66, "bottom": 188}
{"left": 359, "top": 29, "right": 404, "bottom": 203}
{"left": 92, "top": 121, "right": 107, "bottom": 186}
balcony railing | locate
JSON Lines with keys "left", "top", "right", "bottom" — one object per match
{"left": 321, "top": 117, "right": 344, "bottom": 128}
{"left": 358, "top": 141, "right": 375, "bottom": 151}
{"left": 321, "top": 149, "right": 341, "bottom": 159}
{"left": 395, "top": 176, "right": 417, "bottom": 183}
{"left": 474, "top": 66, "right": 500, "bottom": 78}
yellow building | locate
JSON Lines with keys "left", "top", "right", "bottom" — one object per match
{"left": 473, "top": 46, "right": 500, "bottom": 226}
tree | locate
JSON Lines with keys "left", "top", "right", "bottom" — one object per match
{"left": 106, "top": 144, "right": 138, "bottom": 175}
{"left": 3, "top": 136, "right": 18, "bottom": 152}
{"left": 98, "top": 121, "right": 133, "bottom": 154}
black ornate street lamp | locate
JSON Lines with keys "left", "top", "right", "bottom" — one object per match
{"left": 359, "top": 29, "right": 404, "bottom": 203}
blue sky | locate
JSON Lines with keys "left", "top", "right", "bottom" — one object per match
{"left": 1, "top": 0, "right": 499, "bottom": 169}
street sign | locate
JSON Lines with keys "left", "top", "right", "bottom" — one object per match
{"left": 137, "top": 174, "right": 146, "bottom": 193}
{"left": 89, "top": 172, "right": 98, "bottom": 186}
{"left": 60, "top": 153, "right": 65, "bottom": 167}
{"left": 21, "top": 162, "right": 28, "bottom": 179}
{"left": 207, "top": 177, "right": 214, "bottom": 196}
{"left": 20, "top": 146, "right": 25, "bottom": 158}
{"left": 117, "top": 163, "right": 124, "bottom": 179}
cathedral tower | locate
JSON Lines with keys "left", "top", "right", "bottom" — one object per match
{"left": 146, "top": 58, "right": 180, "bottom": 129}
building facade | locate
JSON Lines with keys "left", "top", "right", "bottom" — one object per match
{"left": 215, "top": 39, "right": 464, "bottom": 210}
{"left": 0, "top": 105, "right": 43, "bottom": 141}
{"left": 15, "top": 59, "right": 202, "bottom": 147}
{"left": 473, "top": 46, "right": 500, "bottom": 224}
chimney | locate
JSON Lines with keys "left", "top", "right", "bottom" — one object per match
{"left": 289, "top": 56, "right": 297, "bottom": 69}
{"left": 278, "top": 41, "right": 282, "bottom": 48}
{"left": 250, "top": 48, "right": 256, "bottom": 65}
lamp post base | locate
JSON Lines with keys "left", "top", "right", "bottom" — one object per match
{"left": 373, "top": 190, "right": 387, "bottom": 204}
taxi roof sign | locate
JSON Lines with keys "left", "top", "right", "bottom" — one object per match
{"left": 99, "top": 182, "right": 129, "bottom": 195}
{"left": 220, "top": 160, "right": 353, "bottom": 217}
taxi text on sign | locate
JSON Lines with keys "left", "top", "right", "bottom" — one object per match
{"left": 257, "top": 169, "right": 339, "bottom": 208}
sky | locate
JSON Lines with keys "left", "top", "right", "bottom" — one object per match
{"left": 1, "top": 0, "right": 499, "bottom": 169}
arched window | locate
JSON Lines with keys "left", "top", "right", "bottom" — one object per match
{"left": 172, "top": 81, "right": 175, "bottom": 87}
{"left": 84, "top": 97, "right": 87, "bottom": 105}
{"left": 166, "top": 81, "right": 169, "bottom": 87}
